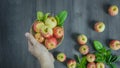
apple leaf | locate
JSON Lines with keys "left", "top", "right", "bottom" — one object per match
{"left": 37, "top": 11, "right": 44, "bottom": 21}
{"left": 43, "top": 13, "right": 50, "bottom": 22}
{"left": 93, "top": 40, "right": 103, "bottom": 52}
{"left": 56, "top": 10, "right": 68, "bottom": 26}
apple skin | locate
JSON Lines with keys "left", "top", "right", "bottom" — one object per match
{"left": 45, "top": 37, "right": 57, "bottom": 50}
{"left": 77, "top": 34, "right": 87, "bottom": 45}
{"left": 45, "top": 17, "right": 57, "bottom": 28}
{"left": 109, "top": 40, "right": 120, "bottom": 50}
{"left": 40, "top": 25, "right": 53, "bottom": 38}
{"left": 56, "top": 53, "right": 66, "bottom": 62}
{"left": 86, "top": 54, "right": 96, "bottom": 62}
{"left": 79, "top": 45, "right": 89, "bottom": 55}
{"left": 108, "top": 5, "right": 119, "bottom": 16}
{"left": 33, "top": 21, "right": 44, "bottom": 32}
{"left": 87, "top": 62, "right": 96, "bottom": 68}
{"left": 67, "top": 59, "right": 76, "bottom": 68}
{"left": 94, "top": 22, "right": 105, "bottom": 32}
{"left": 34, "top": 33, "right": 44, "bottom": 43}
{"left": 96, "top": 62, "right": 105, "bottom": 68}
{"left": 53, "top": 27, "right": 64, "bottom": 38}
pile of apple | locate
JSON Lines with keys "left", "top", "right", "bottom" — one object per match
{"left": 31, "top": 11, "right": 67, "bottom": 50}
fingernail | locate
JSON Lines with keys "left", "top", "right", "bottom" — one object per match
{"left": 25, "top": 32, "right": 29, "bottom": 37}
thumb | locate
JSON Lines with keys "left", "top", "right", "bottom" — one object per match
{"left": 25, "top": 32, "right": 38, "bottom": 46}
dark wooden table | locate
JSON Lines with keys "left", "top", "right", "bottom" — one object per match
{"left": 0, "top": 0, "right": 120, "bottom": 68}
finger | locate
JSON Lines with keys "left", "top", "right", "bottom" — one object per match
{"left": 28, "top": 41, "right": 33, "bottom": 51}
{"left": 25, "top": 32, "right": 38, "bottom": 46}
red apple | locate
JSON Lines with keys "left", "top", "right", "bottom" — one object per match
{"left": 40, "top": 25, "right": 53, "bottom": 38}
{"left": 53, "top": 27, "right": 64, "bottom": 38}
{"left": 109, "top": 40, "right": 120, "bottom": 50}
{"left": 96, "top": 62, "right": 105, "bottom": 68}
{"left": 34, "top": 33, "right": 44, "bottom": 43}
{"left": 77, "top": 34, "right": 87, "bottom": 45}
{"left": 56, "top": 52, "right": 66, "bottom": 62}
{"left": 79, "top": 45, "right": 89, "bottom": 55}
{"left": 33, "top": 21, "right": 44, "bottom": 32}
{"left": 87, "top": 62, "right": 96, "bottom": 68}
{"left": 45, "top": 17, "right": 57, "bottom": 28}
{"left": 108, "top": 5, "right": 119, "bottom": 16}
{"left": 45, "top": 37, "right": 57, "bottom": 50}
{"left": 86, "top": 54, "right": 96, "bottom": 62}
{"left": 67, "top": 59, "right": 76, "bottom": 68}
{"left": 94, "top": 22, "right": 105, "bottom": 32}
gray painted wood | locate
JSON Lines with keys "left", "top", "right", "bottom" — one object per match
{"left": 0, "top": 0, "right": 120, "bottom": 68}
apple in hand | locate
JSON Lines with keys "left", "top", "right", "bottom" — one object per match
{"left": 86, "top": 54, "right": 96, "bottom": 62}
{"left": 96, "top": 62, "right": 105, "bottom": 68}
{"left": 40, "top": 25, "right": 53, "bottom": 38}
{"left": 77, "top": 34, "right": 88, "bottom": 45}
{"left": 79, "top": 45, "right": 89, "bottom": 55}
{"left": 67, "top": 59, "right": 76, "bottom": 68}
{"left": 87, "top": 62, "right": 96, "bottom": 68}
{"left": 109, "top": 40, "right": 120, "bottom": 50}
{"left": 94, "top": 22, "right": 105, "bottom": 32}
{"left": 45, "top": 17, "right": 57, "bottom": 28}
{"left": 108, "top": 5, "right": 119, "bottom": 16}
{"left": 34, "top": 33, "right": 44, "bottom": 43}
{"left": 56, "top": 53, "right": 66, "bottom": 62}
{"left": 53, "top": 27, "right": 64, "bottom": 38}
{"left": 33, "top": 21, "right": 44, "bottom": 32}
{"left": 45, "top": 37, "right": 57, "bottom": 50}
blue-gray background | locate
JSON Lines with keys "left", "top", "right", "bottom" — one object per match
{"left": 0, "top": 0, "right": 120, "bottom": 68}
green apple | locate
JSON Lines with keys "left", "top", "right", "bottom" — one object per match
{"left": 56, "top": 53, "right": 66, "bottom": 62}
{"left": 79, "top": 45, "right": 89, "bottom": 55}
{"left": 108, "top": 5, "right": 119, "bottom": 16}
{"left": 45, "top": 17, "right": 57, "bottom": 28}
{"left": 77, "top": 34, "right": 88, "bottom": 45}
{"left": 40, "top": 25, "right": 53, "bottom": 38}
{"left": 94, "top": 22, "right": 105, "bottom": 32}
{"left": 96, "top": 62, "right": 105, "bottom": 68}
{"left": 86, "top": 54, "right": 96, "bottom": 62}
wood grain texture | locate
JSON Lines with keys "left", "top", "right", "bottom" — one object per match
{"left": 0, "top": 0, "right": 120, "bottom": 68}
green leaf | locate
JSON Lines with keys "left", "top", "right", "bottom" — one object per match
{"left": 37, "top": 11, "right": 44, "bottom": 21}
{"left": 93, "top": 40, "right": 103, "bottom": 52}
{"left": 56, "top": 10, "right": 68, "bottom": 26}
{"left": 55, "top": 16, "right": 60, "bottom": 25}
{"left": 44, "top": 13, "right": 50, "bottom": 22}
{"left": 109, "top": 63, "right": 116, "bottom": 68}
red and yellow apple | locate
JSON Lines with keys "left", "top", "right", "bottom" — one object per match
{"left": 86, "top": 54, "right": 96, "bottom": 62}
{"left": 79, "top": 45, "right": 89, "bottom": 55}
{"left": 77, "top": 34, "right": 88, "bottom": 45}
{"left": 33, "top": 21, "right": 44, "bottom": 32}
{"left": 45, "top": 37, "right": 57, "bottom": 50}
{"left": 108, "top": 5, "right": 119, "bottom": 16}
{"left": 40, "top": 25, "right": 53, "bottom": 38}
{"left": 94, "top": 22, "right": 105, "bottom": 32}
{"left": 67, "top": 59, "right": 76, "bottom": 68}
{"left": 96, "top": 62, "right": 105, "bottom": 68}
{"left": 56, "top": 52, "right": 66, "bottom": 62}
{"left": 53, "top": 27, "right": 64, "bottom": 38}
{"left": 109, "top": 40, "right": 120, "bottom": 50}
{"left": 87, "top": 62, "right": 96, "bottom": 68}
{"left": 45, "top": 17, "right": 57, "bottom": 28}
{"left": 34, "top": 33, "right": 44, "bottom": 43}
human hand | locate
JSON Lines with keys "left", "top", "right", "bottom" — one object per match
{"left": 25, "top": 32, "right": 54, "bottom": 62}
